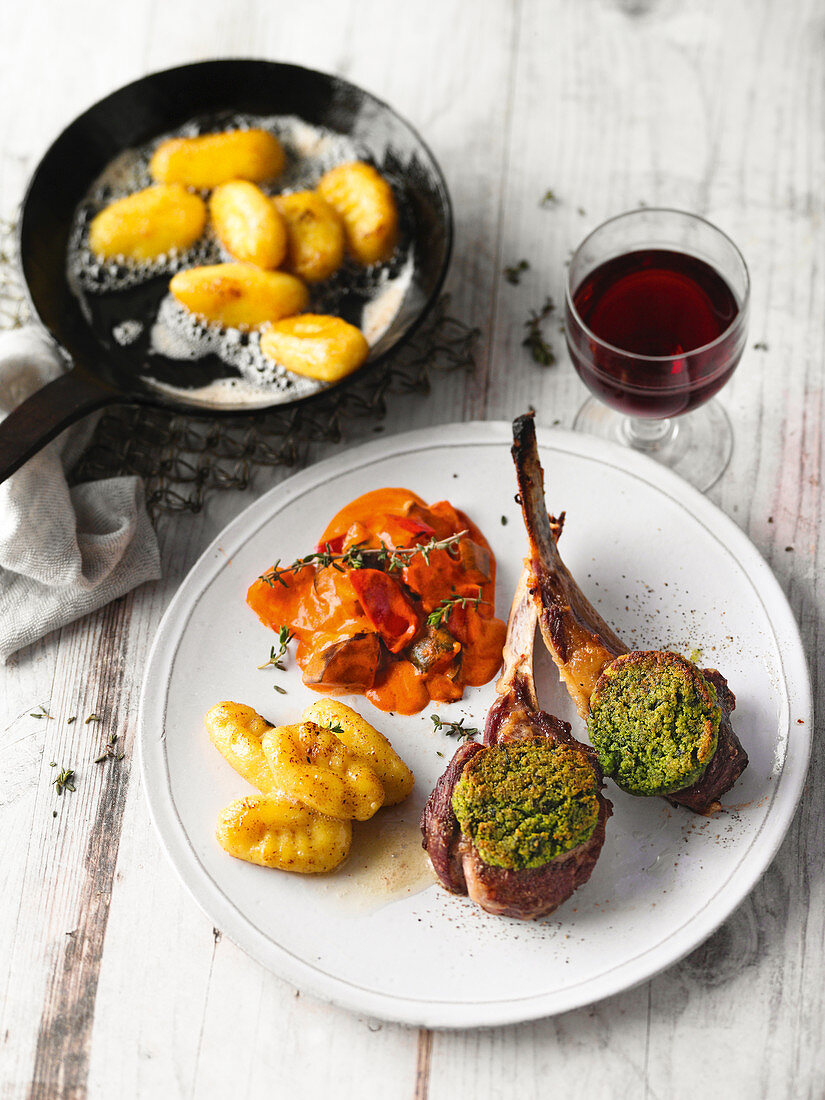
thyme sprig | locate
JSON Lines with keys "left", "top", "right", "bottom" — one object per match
{"left": 322, "top": 720, "right": 345, "bottom": 735}
{"left": 523, "top": 296, "right": 556, "bottom": 366}
{"left": 30, "top": 705, "right": 52, "bottom": 719}
{"left": 259, "top": 531, "right": 468, "bottom": 588}
{"left": 52, "top": 767, "right": 76, "bottom": 795}
{"left": 258, "top": 627, "right": 295, "bottom": 671}
{"left": 426, "top": 587, "right": 484, "bottom": 628}
{"left": 431, "top": 714, "right": 479, "bottom": 741}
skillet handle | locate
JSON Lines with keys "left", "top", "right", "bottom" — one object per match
{"left": 0, "top": 367, "right": 122, "bottom": 485}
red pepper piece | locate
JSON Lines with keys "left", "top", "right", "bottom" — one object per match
{"left": 393, "top": 515, "right": 436, "bottom": 539}
{"left": 349, "top": 569, "right": 420, "bottom": 653}
{"left": 315, "top": 533, "right": 346, "bottom": 555}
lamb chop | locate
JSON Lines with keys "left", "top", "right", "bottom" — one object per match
{"left": 420, "top": 569, "right": 612, "bottom": 920}
{"left": 511, "top": 411, "right": 748, "bottom": 814}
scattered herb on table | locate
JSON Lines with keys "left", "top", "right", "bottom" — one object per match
{"left": 753, "top": 341, "right": 769, "bottom": 351}
{"left": 523, "top": 296, "right": 556, "bottom": 366}
{"left": 259, "top": 531, "right": 467, "bottom": 588}
{"left": 427, "top": 587, "right": 484, "bottom": 628}
{"left": 94, "top": 732, "right": 124, "bottom": 764}
{"left": 539, "top": 188, "right": 559, "bottom": 208}
{"left": 504, "top": 259, "right": 530, "bottom": 285}
{"left": 431, "top": 714, "right": 479, "bottom": 741}
{"left": 67, "top": 716, "right": 76, "bottom": 725}
{"left": 52, "top": 767, "right": 76, "bottom": 796}
{"left": 30, "top": 706, "right": 52, "bottom": 719}
{"left": 84, "top": 713, "right": 102, "bottom": 724}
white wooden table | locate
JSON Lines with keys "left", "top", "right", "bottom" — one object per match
{"left": 1, "top": 1, "right": 822, "bottom": 1096}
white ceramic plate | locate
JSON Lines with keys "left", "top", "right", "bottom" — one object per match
{"left": 139, "top": 422, "right": 812, "bottom": 1028}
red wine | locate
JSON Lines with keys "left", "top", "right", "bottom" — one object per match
{"left": 568, "top": 249, "right": 744, "bottom": 418}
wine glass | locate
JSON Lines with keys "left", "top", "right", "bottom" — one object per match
{"left": 565, "top": 208, "right": 750, "bottom": 491}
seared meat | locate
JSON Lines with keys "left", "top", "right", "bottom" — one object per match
{"left": 421, "top": 570, "right": 611, "bottom": 920}
{"left": 667, "top": 669, "right": 745, "bottom": 814}
{"left": 510, "top": 411, "right": 747, "bottom": 814}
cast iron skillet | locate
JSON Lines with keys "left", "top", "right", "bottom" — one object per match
{"left": 0, "top": 59, "right": 453, "bottom": 483}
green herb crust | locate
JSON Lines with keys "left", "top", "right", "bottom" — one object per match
{"left": 451, "top": 739, "right": 601, "bottom": 870}
{"left": 587, "top": 651, "right": 720, "bottom": 796}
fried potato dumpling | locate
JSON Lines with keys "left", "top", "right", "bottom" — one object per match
{"left": 302, "top": 700, "right": 414, "bottom": 806}
{"left": 88, "top": 184, "right": 206, "bottom": 262}
{"left": 169, "top": 263, "right": 308, "bottom": 328}
{"left": 217, "top": 794, "right": 351, "bottom": 873}
{"left": 204, "top": 701, "right": 277, "bottom": 795}
{"left": 210, "top": 181, "right": 287, "bottom": 269}
{"left": 273, "top": 191, "right": 345, "bottom": 282}
{"left": 262, "top": 721, "right": 384, "bottom": 821}
{"left": 316, "top": 161, "right": 398, "bottom": 265}
{"left": 259, "top": 314, "right": 369, "bottom": 382}
{"left": 150, "top": 129, "right": 285, "bottom": 189}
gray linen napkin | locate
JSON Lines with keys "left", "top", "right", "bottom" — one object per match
{"left": 0, "top": 327, "right": 161, "bottom": 661}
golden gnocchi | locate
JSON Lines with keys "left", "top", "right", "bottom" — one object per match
{"left": 88, "top": 184, "right": 206, "bottom": 262}
{"left": 204, "top": 701, "right": 277, "bottom": 795}
{"left": 301, "top": 700, "right": 414, "bottom": 806}
{"left": 216, "top": 794, "right": 351, "bottom": 873}
{"left": 261, "top": 721, "right": 384, "bottom": 821}
{"left": 273, "top": 191, "right": 345, "bottom": 283}
{"left": 169, "top": 263, "right": 308, "bottom": 328}
{"left": 316, "top": 161, "right": 399, "bottom": 265}
{"left": 259, "top": 314, "right": 369, "bottom": 382}
{"left": 149, "top": 129, "right": 285, "bottom": 189}
{"left": 210, "top": 181, "right": 287, "bottom": 269}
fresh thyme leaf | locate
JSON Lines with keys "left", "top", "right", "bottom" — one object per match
{"left": 259, "top": 531, "right": 468, "bottom": 588}
{"left": 258, "top": 626, "right": 295, "bottom": 690}
{"left": 504, "top": 259, "right": 530, "bottom": 285}
{"left": 753, "top": 340, "right": 769, "bottom": 351}
{"left": 322, "top": 720, "right": 346, "bottom": 735}
{"left": 95, "top": 731, "right": 124, "bottom": 763}
{"left": 427, "top": 587, "right": 484, "bottom": 628}
{"left": 84, "top": 713, "right": 102, "bottom": 724}
{"left": 30, "top": 706, "right": 52, "bottom": 719}
{"left": 52, "top": 767, "right": 76, "bottom": 795}
{"left": 522, "top": 296, "right": 556, "bottom": 366}
{"left": 436, "top": 751, "right": 444, "bottom": 758}
{"left": 539, "top": 188, "right": 559, "bottom": 208}
{"left": 67, "top": 716, "right": 76, "bottom": 725}
{"left": 430, "top": 714, "right": 479, "bottom": 741}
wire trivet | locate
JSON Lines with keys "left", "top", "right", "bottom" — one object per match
{"left": 0, "top": 220, "right": 478, "bottom": 516}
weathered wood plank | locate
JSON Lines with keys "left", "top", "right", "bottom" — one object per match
{"left": 2, "top": 0, "right": 825, "bottom": 1096}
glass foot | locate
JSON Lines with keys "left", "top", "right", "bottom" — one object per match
{"left": 572, "top": 398, "right": 733, "bottom": 491}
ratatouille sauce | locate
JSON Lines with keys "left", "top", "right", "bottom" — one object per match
{"left": 246, "top": 488, "right": 507, "bottom": 714}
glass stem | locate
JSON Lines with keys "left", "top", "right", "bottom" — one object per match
{"left": 621, "top": 416, "right": 677, "bottom": 454}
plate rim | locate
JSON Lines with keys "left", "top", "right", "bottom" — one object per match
{"left": 138, "top": 420, "right": 812, "bottom": 1028}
